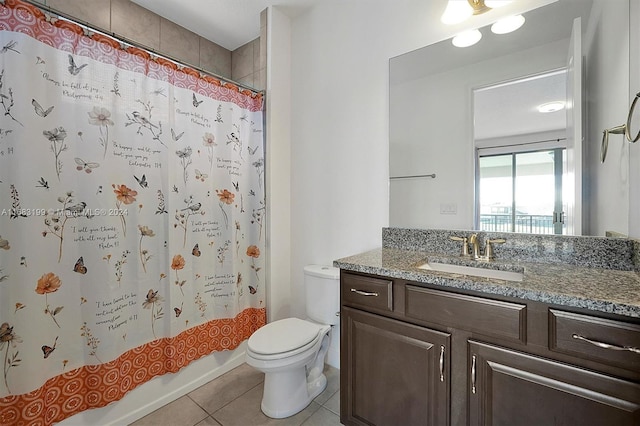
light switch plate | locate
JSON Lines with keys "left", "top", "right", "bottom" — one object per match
{"left": 440, "top": 203, "right": 457, "bottom": 215}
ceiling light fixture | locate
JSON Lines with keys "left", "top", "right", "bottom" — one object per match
{"left": 442, "top": 0, "right": 521, "bottom": 47}
{"left": 537, "top": 101, "right": 565, "bottom": 113}
{"left": 440, "top": 0, "right": 489, "bottom": 25}
{"left": 491, "top": 14, "right": 525, "bottom": 34}
{"left": 441, "top": 0, "right": 513, "bottom": 25}
{"left": 452, "top": 29, "right": 483, "bottom": 48}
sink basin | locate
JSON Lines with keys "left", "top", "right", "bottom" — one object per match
{"left": 417, "top": 262, "right": 524, "bottom": 282}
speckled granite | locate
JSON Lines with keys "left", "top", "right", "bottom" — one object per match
{"left": 334, "top": 248, "right": 640, "bottom": 318}
{"left": 334, "top": 228, "right": 640, "bottom": 319}
{"left": 382, "top": 228, "right": 637, "bottom": 270}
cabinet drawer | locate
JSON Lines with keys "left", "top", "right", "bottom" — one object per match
{"left": 405, "top": 285, "right": 526, "bottom": 343}
{"left": 549, "top": 309, "right": 640, "bottom": 370}
{"left": 341, "top": 273, "right": 393, "bottom": 313}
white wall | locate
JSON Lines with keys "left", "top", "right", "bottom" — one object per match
{"left": 288, "top": 0, "right": 433, "bottom": 367}
{"left": 583, "top": 0, "right": 630, "bottom": 236}
{"left": 266, "top": 7, "right": 293, "bottom": 323}
{"left": 390, "top": 65, "right": 474, "bottom": 230}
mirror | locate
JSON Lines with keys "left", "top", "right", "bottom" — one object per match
{"left": 389, "top": 0, "right": 632, "bottom": 236}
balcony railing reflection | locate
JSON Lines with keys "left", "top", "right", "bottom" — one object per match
{"left": 480, "top": 214, "right": 556, "bottom": 234}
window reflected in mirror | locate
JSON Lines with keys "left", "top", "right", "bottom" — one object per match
{"left": 477, "top": 149, "right": 566, "bottom": 234}
{"left": 474, "top": 69, "right": 569, "bottom": 235}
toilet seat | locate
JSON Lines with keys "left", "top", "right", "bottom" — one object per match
{"left": 248, "top": 318, "right": 328, "bottom": 361}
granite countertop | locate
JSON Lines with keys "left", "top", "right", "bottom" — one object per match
{"left": 334, "top": 247, "right": 640, "bottom": 319}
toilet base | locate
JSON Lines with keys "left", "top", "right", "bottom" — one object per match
{"left": 261, "top": 368, "right": 327, "bottom": 418}
{"left": 253, "top": 330, "right": 332, "bottom": 419}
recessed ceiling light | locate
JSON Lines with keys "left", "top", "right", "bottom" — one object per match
{"left": 452, "top": 29, "right": 482, "bottom": 48}
{"left": 491, "top": 15, "right": 525, "bottom": 34}
{"left": 537, "top": 101, "right": 565, "bottom": 113}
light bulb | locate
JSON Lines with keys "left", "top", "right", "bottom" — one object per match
{"left": 452, "top": 29, "right": 482, "bottom": 47}
{"left": 441, "top": 0, "right": 473, "bottom": 25}
{"left": 491, "top": 15, "right": 525, "bottom": 34}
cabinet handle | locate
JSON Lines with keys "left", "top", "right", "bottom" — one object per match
{"left": 350, "top": 288, "right": 379, "bottom": 297}
{"left": 471, "top": 355, "right": 477, "bottom": 394}
{"left": 572, "top": 334, "right": 640, "bottom": 354}
{"left": 439, "top": 345, "right": 445, "bottom": 382}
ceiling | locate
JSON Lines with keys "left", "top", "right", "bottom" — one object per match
{"left": 474, "top": 70, "right": 567, "bottom": 141}
{"left": 131, "top": 0, "right": 321, "bottom": 51}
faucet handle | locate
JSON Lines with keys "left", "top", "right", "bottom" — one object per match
{"left": 487, "top": 238, "right": 506, "bottom": 244}
{"left": 450, "top": 236, "right": 471, "bottom": 257}
{"left": 484, "top": 239, "right": 506, "bottom": 260}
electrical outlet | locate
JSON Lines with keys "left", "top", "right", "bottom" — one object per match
{"left": 440, "top": 203, "right": 457, "bottom": 215}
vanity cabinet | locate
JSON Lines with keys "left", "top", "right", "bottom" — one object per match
{"left": 468, "top": 341, "right": 640, "bottom": 425}
{"left": 341, "top": 307, "right": 450, "bottom": 426}
{"left": 340, "top": 273, "right": 450, "bottom": 426}
{"left": 340, "top": 270, "right": 640, "bottom": 426}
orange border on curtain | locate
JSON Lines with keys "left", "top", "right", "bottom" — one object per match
{"left": 0, "top": 307, "right": 266, "bottom": 426}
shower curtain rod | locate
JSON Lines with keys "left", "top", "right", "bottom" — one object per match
{"left": 17, "top": 0, "right": 265, "bottom": 96}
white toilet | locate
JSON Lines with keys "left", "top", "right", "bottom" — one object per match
{"left": 246, "top": 265, "right": 340, "bottom": 418}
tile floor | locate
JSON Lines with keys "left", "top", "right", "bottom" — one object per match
{"left": 130, "top": 363, "right": 342, "bottom": 426}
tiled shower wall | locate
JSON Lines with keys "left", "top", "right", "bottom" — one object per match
{"left": 29, "top": 0, "right": 265, "bottom": 90}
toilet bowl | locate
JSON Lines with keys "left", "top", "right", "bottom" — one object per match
{"left": 245, "top": 265, "right": 340, "bottom": 418}
{"left": 246, "top": 317, "right": 331, "bottom": 418}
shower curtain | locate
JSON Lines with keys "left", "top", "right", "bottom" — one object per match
{"left": 0, "top": 1, "right": 266, "bottom": 424}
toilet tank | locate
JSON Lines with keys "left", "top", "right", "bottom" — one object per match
{"left": 304, "top": 265, "right": 340, "bottom": 326}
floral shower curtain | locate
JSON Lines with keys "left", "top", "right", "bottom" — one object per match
{"left": 0, "top": 1, "right": 266, "bottom": 424}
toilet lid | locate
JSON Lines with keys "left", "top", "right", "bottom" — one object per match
{"left": 248, "top": 318, "right": 322, "bottom": 355}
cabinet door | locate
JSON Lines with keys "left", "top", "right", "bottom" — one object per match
{"left": 341, "top": 306, "right": 450, "bottom": 426}
{"left": 468, "top": 340, "right": 640, "bottom": 426}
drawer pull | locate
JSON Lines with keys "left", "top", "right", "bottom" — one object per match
{"left": 572, "top": 334, "right": 640, "bottom": 355}
{"left": 350, "top": 288, "right": 379, "bottom": 297}
{"left": 471, "top": 354, "right": 477, "bottom": 394}
{"left": 439, "top": 345, "right": 445, "bottom": 382}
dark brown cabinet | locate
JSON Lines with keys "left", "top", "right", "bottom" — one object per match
{"left": 340, "top": 270, "right": 640, "bottom": 426}
{"left": 341, "top": 306, "right": 450, "bottom": 426}
{"left": 468, "top": 340, "right": 640, "bottom": 425}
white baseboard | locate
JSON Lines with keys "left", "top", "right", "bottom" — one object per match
{"left": 59, "top": 341, "right": 248, "bottom": 426}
